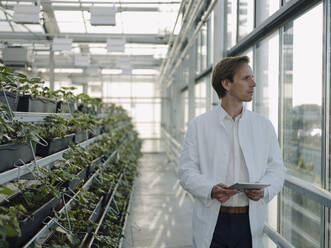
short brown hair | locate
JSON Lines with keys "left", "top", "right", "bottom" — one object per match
{"left": 211, "top": 56, "right": 250, "bottom": 98}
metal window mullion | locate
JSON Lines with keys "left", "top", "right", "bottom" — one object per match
{"left": 323, "top": 0, "right": 331, "bottom": 246}
{"left": 278, "top": 23, "right": 285, "bottom": 236}
{"left": 236, "top": 0, "right": 240, "bottom": 44}
{"left": 226, "top": 0, "right": 322, "bottom": 57}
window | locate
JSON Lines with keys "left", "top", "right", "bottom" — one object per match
{"left": 238, "top": 0, "right": 254, "bottom": 41}
{"left": 280, "top": 4, "right": 323, "bottom": 247}
{"left": 281, "top": 4, "right": 323, "bottom": 185}
{"left": 226, "top": 0, "right": 237, "bottom": 50}
{"left": 255, "top": 32, "right": 279, "bottom": 132}
{"left": 256, "top": 0, "right": 280, "bottom": 26}
{"left": 195, "top": 80, "right": 206, "bottom": 117}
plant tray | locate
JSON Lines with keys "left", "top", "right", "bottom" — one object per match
{"left": 88, "top": 127, "right": 101, "bottom": 138}
{"left": 36, "top": 134, "right": 74, "bottom": 157}
{"left": 2, "top": 193, "right": 60, "bottom": 248}
{"left": 0, "top": 142, "right": 35, "bottom": 173}
{"left": 65, "top": 168, "right": 88, "bottom": 192}
{"left": 74, "top": 130, "right": 89, "bottom": 144}
{"left": 56, "top": 101, "right": 77, "bottom": 114}
{"left": 0, "top": 90, "right": 19, "bottom": 111}
{"left": 17, "top": 95, "right": 57, "bottom": 113}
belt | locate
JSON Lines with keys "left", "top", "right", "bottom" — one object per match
{"left": 220, "top": 206, "right": 249, "bottom": 214}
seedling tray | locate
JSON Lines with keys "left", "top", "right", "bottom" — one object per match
{"left": 0, "top": 90, "right": 18, "bottom": 111}
{"left": 36, "top": 134, "right": 74, "bottom": 157}
{"left": 0, "top": 142, "right": 35, "bottom": 173}
{"left": 17, "top": 95, "right": 57, "bottom": 113}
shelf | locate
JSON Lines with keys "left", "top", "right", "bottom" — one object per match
{"left": 0, "top": 122, "right": 131, "bottom": 186}
{"left": 86, "top": 173, "right": 123, "bottom": 248}
{"left": 23, "top": 167, "right": 102, "bottom": 248}
{"left": 0, "top": 134, "right": 104, "bottom": 186}
{"left": 13, "top": 112, "right": 73, "bottom": 123}
{"left": 23, "top": 134, "right": 131, "bottom": 247}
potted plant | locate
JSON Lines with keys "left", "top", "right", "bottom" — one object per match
{"left": 36, "top": 115, "right": 74, "bottom": 157}
{"left": 0, "top": 67, "right": 23, "bottom": 111}
{"left": 17, "top": 77, "right": 58, "bottom": 113}
{"left": 0, "top": 104, "right": 39, "bottom": 173}
{"left": 56, "top": 86, "right": 77, "bottom": 114}
{"left": 0, "top": 173, "right": 61, "bottom": 247}
{"left": 68, "top": 112, "right": 96, "bottom": 144}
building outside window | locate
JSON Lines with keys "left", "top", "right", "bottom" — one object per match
{"left": 238, "top": 0, "right": 254, "bottom": 41}
{"left": 280, "top": 4, "right": 323, "bottom": 248}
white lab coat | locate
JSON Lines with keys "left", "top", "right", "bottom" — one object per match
{"left": 178, "top": 105, "right": 285, "bottom": 248}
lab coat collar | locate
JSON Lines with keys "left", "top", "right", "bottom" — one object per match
{"left": 216, "top": 100, "right": 247, "bottom": 126}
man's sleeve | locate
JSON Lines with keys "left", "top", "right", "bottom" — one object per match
{"left": 260, "top": 122, "right": 286, "bottom": 203}
{"left": 178, "top": 120, "right": 214, "bottom": 207}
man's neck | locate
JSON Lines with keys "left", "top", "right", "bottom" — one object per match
{"left": 220, "top": 97, "right": 243, "bottom": 120}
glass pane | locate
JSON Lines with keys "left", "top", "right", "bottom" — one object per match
{"left": 226, "top": 0, "right": 237, "bottom": 50}
{"left": 255, "top": 32, "right": 279, "bottom": 230}
{"left": 281, "top": 187, "right": 321, "bottom": 248}
{"left": 195, "top": 80, "right": 206, "bottom": 117}
{"left": 238, "top": 0, "right": 254, "bottom": 41}
{"left": 240, "top": 49, "right": 253, "bottom": 111}
{"left": 282, "top": 4, "right": 323, "bottom": 185}
{"left": 255, "top": 32, "right": 279, "bottom": 132}
{"left": 256, "top": 0, "right": 280, "bottom": 26}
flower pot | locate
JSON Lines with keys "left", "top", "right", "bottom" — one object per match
{"left": 36, "top": 134, "right": 74, "bottom": 157}
{"left": 17, "top": 95, "right": 57, "bottom": 113}
{"left": 1, "top": 192, "right": 61, "bottom": 248}
{"left": 0, "top": 90, "right": 18, "bottom": 111}
{"left": 74, "top": 130, "right": 89, "bottom": 144}
{"left": 0, "top": 142, "right": 35, "bottom": 173}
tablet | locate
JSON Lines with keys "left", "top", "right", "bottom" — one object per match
{"left": 228, "top": 182, "right": 270, "bottom": 190}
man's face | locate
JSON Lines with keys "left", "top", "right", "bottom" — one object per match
{"left": 227, "top": 63, "right": 256, "bottom": 102}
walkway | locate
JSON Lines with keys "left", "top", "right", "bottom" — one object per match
{"left": 123, "top": 153, "right": 193, "bottom": 248}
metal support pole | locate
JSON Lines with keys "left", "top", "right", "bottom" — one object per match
{"left": 49, "top": 50, "right": 55, "bottom": 91}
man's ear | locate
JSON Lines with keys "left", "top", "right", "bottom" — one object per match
{"left": 221, "top": 79, "right": 231, "bottom": 91}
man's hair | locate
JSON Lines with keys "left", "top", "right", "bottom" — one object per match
{"left": 211, "top": 56, "right": 250, "bottom": 99}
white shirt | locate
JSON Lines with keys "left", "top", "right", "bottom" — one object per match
{"left": 220, "top": 106, "right": 249, "bottom": 207}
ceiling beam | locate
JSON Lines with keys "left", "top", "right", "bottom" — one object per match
{"left": 0, "top": 0, "right": 180, "bottom": 5}
{"left": 33, "top": 54, "right": 162, "bottom": 69}
{"left": 2, "top": 4, "right": 159, "bottom": 12}
{"left": 41, "top": 1, "right": 60, "bottom": 35}
{"left": 0, "top": 32, "right": 170, "bottom": 44}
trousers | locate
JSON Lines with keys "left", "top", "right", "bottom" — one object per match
{"left": 209, "top": 211, "right": 252, "bottom": 248}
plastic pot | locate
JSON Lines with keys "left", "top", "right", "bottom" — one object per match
{"left": 17, "top": 95, "right": 57, "bottom": 113}
{"left": 0, "top": 90, "right": 18, "bottom": 111}
{"left": 0, "top": 142, "right": 35, "bottom": 173}
{"left": 74, "top": 130, "right": 89, "bottom": 144}
{"left": 36, "top": 134, "right": 74, "bottom": 157}
{"left": 2, "top": 192, "right": 60, "bottom": 248}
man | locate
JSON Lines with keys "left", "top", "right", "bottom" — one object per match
{"left": 178, "top": 56, "right": 285, "bottom": 248}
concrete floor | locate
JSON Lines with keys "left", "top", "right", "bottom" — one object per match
{"left": 122, "top": 153, "right": 193, "bottom": 248}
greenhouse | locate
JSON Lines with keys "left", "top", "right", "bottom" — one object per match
{"left": 0, "top": 0, "right": 330, "bottom": 247}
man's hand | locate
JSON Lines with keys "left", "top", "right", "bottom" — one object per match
{"left": 245, "top": 189, "right": 264, "bottom": 201}
{"left": 211, "top": 184, "right": 239, "bottom": 203}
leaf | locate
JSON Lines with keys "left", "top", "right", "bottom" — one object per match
{"left": 0, "top": 185, "right": 14, "bottom": 196}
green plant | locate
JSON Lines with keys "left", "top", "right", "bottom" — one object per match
{"left": 0, "top": 104, "right": 39, "bottom": 145}
{"left": 38, "top": 115, "right": 71, "bottom": 139}
{"left": 68, "top": 112, "right": 97, "bottom": 133}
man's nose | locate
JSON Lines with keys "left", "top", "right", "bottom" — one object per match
{"left": 250, "top": 78, "right": 256, "bottom": 87}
